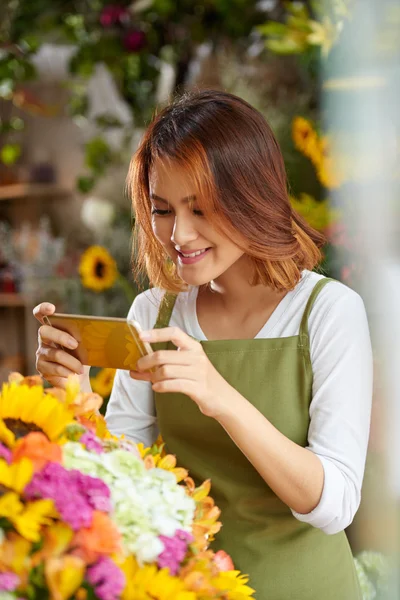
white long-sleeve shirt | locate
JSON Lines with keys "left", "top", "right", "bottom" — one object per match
{"left": 105, "top": 269, "right": 373, "bottom": 535}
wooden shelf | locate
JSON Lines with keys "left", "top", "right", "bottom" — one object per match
{"left": 0, "top": 293, "right": 28, "bottom": 307}
{"left": 0, "top": 183, "right": 70, "bottom": 201}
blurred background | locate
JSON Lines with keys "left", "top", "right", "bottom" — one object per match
{"left": 0, "top": 1, "right": 398, "bottom": 595}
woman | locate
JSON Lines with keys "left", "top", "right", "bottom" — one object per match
{"left": 34, "top": 90, "right": 373, "bottom": 599}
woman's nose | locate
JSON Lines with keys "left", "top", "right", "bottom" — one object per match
{"left": 171, "top": 216, "right": 198, "bottom": 246}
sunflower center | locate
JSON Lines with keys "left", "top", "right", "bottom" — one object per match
{"left": 94, "top": 260, "right": 106, "bottom": 279}
{"left": 4, "top": 419, "right": 46, "bottom": 440}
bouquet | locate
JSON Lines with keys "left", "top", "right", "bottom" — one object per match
{"left": 0, "top": 374, "right": 254, "bottom": 600}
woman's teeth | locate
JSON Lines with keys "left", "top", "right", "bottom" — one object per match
{"left": 181, "top": 249, "right": 208, "bottom": 258}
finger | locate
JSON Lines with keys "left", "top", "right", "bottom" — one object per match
{"left": 139, "top": 327, "right": 200, "bottom": 351}
{"left": 152, "top": 378, "right": 196, "bottom": 395}
{"left": 38, "top": 325, "right": 78, "bottom": 350}
{"left": 33, "top": 302, "right": 56, "bottom": 325}
{"left": 151, "top": 364, "right": 198, "bottom": 384}
{"left": 130, "top": 370, "right": 153, "bottom": 382}
{"left": 136, "top": 350, "right": 194, "bottom": 372}
{"left": 37, "top": 359, "right": 77, "bottom": 380}
{"left": 39, "top": 346, "right": 83, "bottom": 374}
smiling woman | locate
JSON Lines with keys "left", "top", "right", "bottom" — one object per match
{"left": 35, "top": 89, "right": 373, "bottom": 600}
{"left": 127, "top": 90, "right": 325, "bottom": 294}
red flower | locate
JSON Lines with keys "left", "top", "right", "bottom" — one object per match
{"left": 100, "top": 4, "right": 129, "bottom": 28}
{"left": 122, "top": 30, "right": 147, "bottom": 52}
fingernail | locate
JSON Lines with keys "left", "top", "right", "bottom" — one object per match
{"left": 67, "top": 339, "right": 78, "bottom": 349}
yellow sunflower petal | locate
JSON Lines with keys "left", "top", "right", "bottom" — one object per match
{"left": 0, "top": 458, "right": 33, "bottom": 493}
{"left": 0, "top": 492, "right": 24, "bottom": 521}
{"left": 0, "top": 419, "right": 16, "bottom": 448}
{"left": 14, "top": 499, "right": 54, "bottom": 542}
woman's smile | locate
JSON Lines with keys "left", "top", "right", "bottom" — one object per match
{"left": 176, "top": 247, "right": 212, "bottom": 265}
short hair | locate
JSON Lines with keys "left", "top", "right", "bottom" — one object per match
{"left": 127, "top": 89, "right": 325, "bottom": 292}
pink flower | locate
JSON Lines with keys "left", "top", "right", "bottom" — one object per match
{"left": 157, "top": 530, "right": 192, "bottom": 575}
{"left": 213, "top": 550, "right": 235, "bottom": 572}
{"left": 0, "top": 572, "right": 20, "bottom": 591}
{"left": 100, "top": 4, "right": 129, "bottom": 28}
{"left": 24, "top": 463, "right": 111, "bottom": 530}
{"left": 80, "top": 431, "right": 104, "bottom": 454}
{"left": 122, "top": 30, "right": 147, "bottom": 53}
{"left": 87, "top": 556, "right": 125, "bottom": 600}
{"left": 0, "top": 442, "right": 12, "bottom": 464}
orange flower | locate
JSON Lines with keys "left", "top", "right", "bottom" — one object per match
{"left": 72, "top": 511, "right": 122, "bottom": 563}
{"left": 8, "top": 373, "right": 43, "bottom": 388}
{"left": 12, "top": 432, "right": 62, "bottom": 471}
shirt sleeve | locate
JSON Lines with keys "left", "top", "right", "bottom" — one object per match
{"left": 105, "top": 293, "right": 159, "bottom": 446}
{"left": 290, "top": 287, "right": 373, "bottom": 534}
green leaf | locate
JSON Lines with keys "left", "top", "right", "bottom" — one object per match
{"left": 68, "top": 93, "right": 89, "bottom": 117}
{"left": 257, "top": 22, "right": 288, "bottom": 36}
{"left": 84, "top": 136, "right": 113, "bottom": 174}
{"left": 19, "top": 34, "right": 41, "bottom": 53}
{"left": 95, "top": 113, "right": 123, "bottom": 128}
{"left": 266, "top": 38, "right": 306, "bottom": 54}
{"left": 77, "top": 174, "right": 96, "bottom": 193}
{"left": 285, "top": 1, "right": 310, "bottom": 19}
{"left": 287, "top": 14, "right": 313, "bottom": 32}
{"left": 1, "top": 143, "right": 21, "bottom": 165}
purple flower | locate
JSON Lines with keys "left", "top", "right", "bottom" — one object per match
{"left": 100, "top": 4, "right": 129, "bottom": 28}
{"left": 0, "top": 443, "right": 12, "bottom": 464}
{"left": 122, "top": 30, "right": 147, "bottom": 53}
{"left": 24, "top": 462, "right": 111, "bottom": 530}
{"left": 87, "top": 556, "right": 125, "bottom": 600}
{"left": 157, "top": 530, "right": 193, "bottom": 575}
{"left": 0, "top": 572, "right": 19, "bottom": 591}
{"left": 80, "top": 431, "right": 104, "bottom": 454}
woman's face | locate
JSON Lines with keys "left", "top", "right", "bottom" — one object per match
{"left": 149, "top": 159, "right": 245, "bottom": 286}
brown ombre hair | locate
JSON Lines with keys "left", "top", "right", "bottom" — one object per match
{"left": 127, "top": 89, "right": 325, "bottom": 292}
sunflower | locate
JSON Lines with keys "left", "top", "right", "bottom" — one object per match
{"left": 79, "top": 246, "right": 118, "bottom": 292}
{"left": 120, "top": 557, "right": 196, "bottom": 600}
{"left": 90, "top": 368, "right": 116, "bottom": 398}
{"left": 0, "top": 382, "right": 75, "bottom": 444}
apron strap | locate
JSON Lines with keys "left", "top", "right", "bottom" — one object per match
{"left": 299, "top": 277, "right": 334, "bottom": 341}
{"left": 154, "top": 292, "right": 178, "bottom": 329}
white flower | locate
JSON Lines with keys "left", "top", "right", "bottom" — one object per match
{"left": 62, "top": 443, "right": 196, "bottom": 562}
{"left": 81, "top": 196, "right": 116, "bottom": 233}
{"left": 135, "top": 533, "right": 165, "bottom": 564}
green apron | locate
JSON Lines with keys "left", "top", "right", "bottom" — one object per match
{"left": 154, "top": 278, "right": 361, "bottom": 599}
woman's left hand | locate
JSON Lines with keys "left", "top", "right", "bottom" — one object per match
{"left": 130, "top": 327, "right": 230, "bottom": 418}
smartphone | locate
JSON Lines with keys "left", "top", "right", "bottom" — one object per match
{"left": 43, "top": 313, "right": 153, "bottom": 370}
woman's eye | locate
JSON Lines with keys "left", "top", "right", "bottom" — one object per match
{"left": 151, "top": 208, "right": 171, "bottom": 216}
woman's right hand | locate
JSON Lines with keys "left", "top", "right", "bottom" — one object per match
{"left": 33, "top": 302, "right": 91, "bottom": 390}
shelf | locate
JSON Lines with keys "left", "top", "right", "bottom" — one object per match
{"left": 0, "top": 183, "right": 70, "bottom": 201}
{"left": 0, "top": 293, "right": 28, "bottom": 307}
